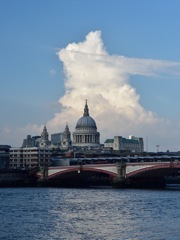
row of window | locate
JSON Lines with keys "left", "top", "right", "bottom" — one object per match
{"left": 9, "top": 163, "right": 49, "bottom": 168}
{"left": 10, "top": 159, "right": 49, "bottom": 163}
{"left": 10, "top": 154, "right": 51, "bottom": 157}
{"left": 10, "top": 149, "right": 51, "bottom": 153}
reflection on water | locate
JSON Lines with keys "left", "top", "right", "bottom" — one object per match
{"left": 166, "top": 184, "right": 180, "bottom": 190}
{"left": 0, "top": 187, "right": 180, "bottom": 240}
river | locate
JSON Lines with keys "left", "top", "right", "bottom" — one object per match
{"left": 0, "top": 187, "right": 180, "bottom": 240}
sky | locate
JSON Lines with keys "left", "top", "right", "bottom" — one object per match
{"left": 1, "top": 0, "right": 180, "bottom": 152}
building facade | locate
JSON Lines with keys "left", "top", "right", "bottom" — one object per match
{"left": 9, "top": 147, "right": 52, "bottom": 169}
{"left": 51, "top": 124, "right": 72, "bottom": 150}
{"left": 51, "top": 133, "right": 64, "bottom": 146}
{"left": 0, "top": 145, "right": 11, "bottom": 169}
{"left": 22, "top": 126, "right": 50, "bottom": 148}
{"left": 22, "top": 135, "right": 41, "bottom": 148}
{"left": 104, "top": 135, "right": 144, "bottom": 153}
{"left": 73, "top": 100, "right": 100, "bottom": 148}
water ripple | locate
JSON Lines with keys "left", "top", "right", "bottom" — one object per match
{"left": 0, "top": 188, "right": 180, "bottom": 240}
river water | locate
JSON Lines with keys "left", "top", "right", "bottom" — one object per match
{"left": 0, "top": 187, "right": 180, "bottom": 240}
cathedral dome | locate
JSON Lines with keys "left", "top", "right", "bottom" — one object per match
{"left": 76, "top": 116, "right": 97, "bottom": 129}
{"left": 73, "top": 100, "right": 100, "bottom": 147}
{"left": 75, "top": 100, "right": 97, "bottom": 129}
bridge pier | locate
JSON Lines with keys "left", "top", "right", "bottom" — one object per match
{"left": 37, "top": 166, "right": 49, "bottom": 186}
{"left": 113, "top": 162, "right": 127, "bottom": 188}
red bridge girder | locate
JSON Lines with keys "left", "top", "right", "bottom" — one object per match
{"left": 48, "top": 166, "right": 118, "bottom": 179}
{"left": 126, "top": 162, "right": 180, "bottom": 178}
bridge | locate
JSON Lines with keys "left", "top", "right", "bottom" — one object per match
{"left": 37, "top": 157, "right": 180, "bottom": 188}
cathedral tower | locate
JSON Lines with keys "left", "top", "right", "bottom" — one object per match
{"left": 73, "top": 100, "right": 100, "bottom": 148}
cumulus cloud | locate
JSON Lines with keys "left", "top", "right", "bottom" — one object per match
{"left": 45, "top": 30, "right": 180, "bottom": 151}
{"left": 3, "top": 31, "right": 180, "bottom": 151}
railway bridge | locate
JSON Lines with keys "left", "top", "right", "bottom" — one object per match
{"left": 37, "top": 159, "right": 180, "bottom": 188}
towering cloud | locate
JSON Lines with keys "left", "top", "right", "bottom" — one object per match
{"left": 46, "top": 30, "right": 180, "bottom": 151}
{"left": 3, "top": 31, "right": 180, "bottom": 150}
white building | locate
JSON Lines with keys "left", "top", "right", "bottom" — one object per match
{"left": 9, "top": 147, "right": 52, "bottom": 169}
{"left": 73, "top": 100, "right": 100, "bottom": 148}
{"left": 104, "top": 135, "right": 144, "bottom": 153}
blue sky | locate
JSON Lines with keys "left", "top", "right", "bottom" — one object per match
{"left": 1, "top": 0, "right": 180, "bottom": 151}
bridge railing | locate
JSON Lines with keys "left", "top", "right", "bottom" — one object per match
{"left": 64, "top": 156, "right": 180, "bottom": 166}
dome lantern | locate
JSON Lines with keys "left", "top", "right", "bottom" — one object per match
{"left": 83, "top": 99, "right": 89, "bottom": 117}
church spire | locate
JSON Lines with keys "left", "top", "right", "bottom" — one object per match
{"left": 39, "top": 124, "right": 50, "bottom": 148}
{"left": 65, "top": 122, "right": 69, "bottom": 132}
{"left": 41, "top": 125, "right": 48, "bottom": 140}
{"left": 83, "top": 99, "right": 89, "bottom": 117}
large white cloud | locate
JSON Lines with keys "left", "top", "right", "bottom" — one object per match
{"left": 3, "top": 31, "right": 180, "bottom": 151}
{"left": 46, "top": 30, "right": 180, "bottom": 151}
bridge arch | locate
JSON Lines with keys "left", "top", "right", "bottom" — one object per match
{"left": 48, "top": 166, "right": 117, "bottom": 179}
{"left": 126, "top": 162, "right": 180, "bottom": 178}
